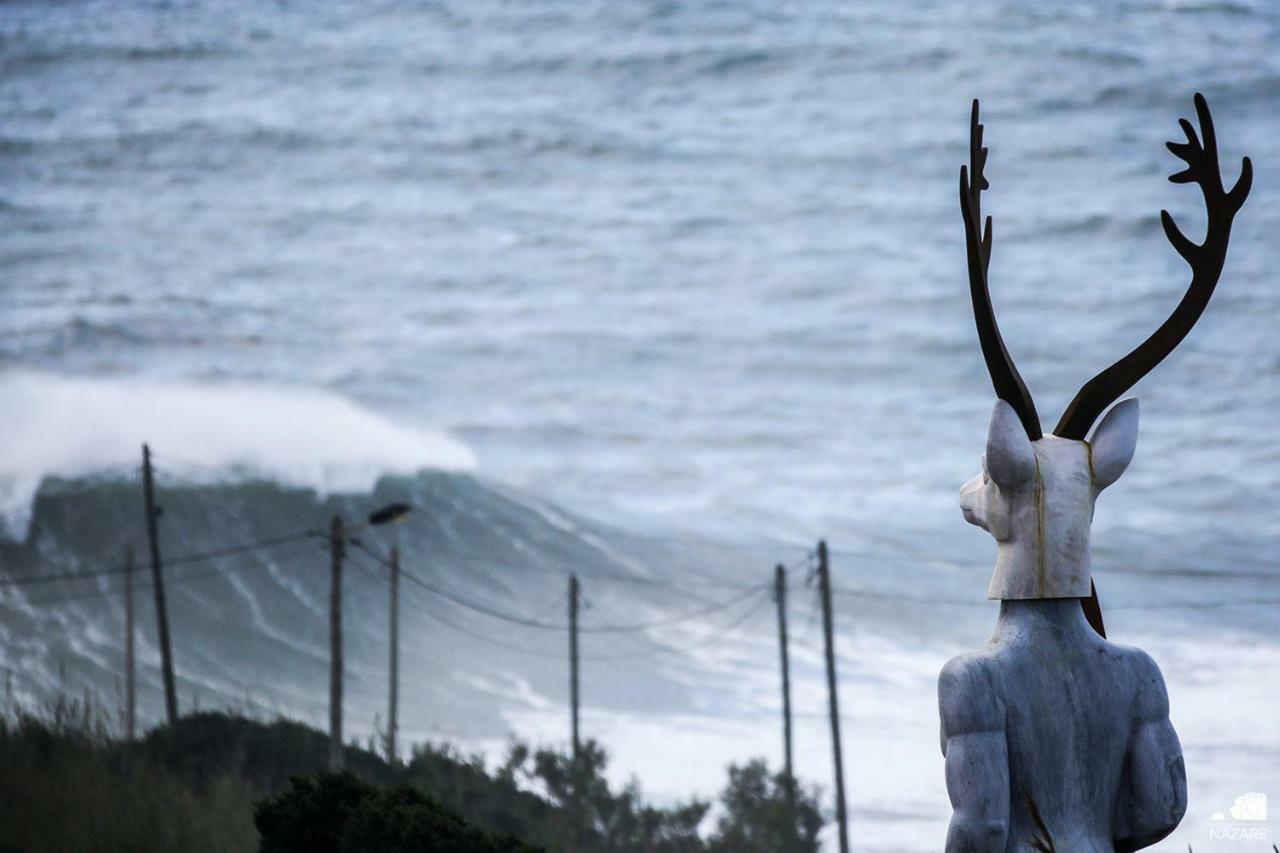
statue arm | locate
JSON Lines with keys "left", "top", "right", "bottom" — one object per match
{"left": 1114, "top": 652, "right": 1187, "bottom": 852}
{"left": 939, "top": 656, "right": 1009, "bottom": 853}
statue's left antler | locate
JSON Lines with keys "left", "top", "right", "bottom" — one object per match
{"left": 1054, "top": 93, "right": 1253, "bottom": 440}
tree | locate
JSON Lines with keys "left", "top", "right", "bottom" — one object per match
{"left": 514, "top": 739, "right": 709, "bottom": 852}
{"left": 709, "top": 759, "right": 824, "bottom": 853}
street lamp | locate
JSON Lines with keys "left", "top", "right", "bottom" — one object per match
{"left": 361, "top": 501, "right": 414, "bottom": 530}
{"left": 328, "top": 501, "right": 412, "bottom": 771}
{"left": 362, "top": 501, "right": 412, "bottom": 766}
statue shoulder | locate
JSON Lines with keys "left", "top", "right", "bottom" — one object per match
{"left": 1126, "top": 645, "right": 1171, "bottom": 721}
{"left": 1107, "top": 643, "right": 1171, "bottom": 721}
{"left": 939, "top": 651, "right": 1005, "bottom": 736}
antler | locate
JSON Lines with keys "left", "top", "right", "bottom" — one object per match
{"left": 962, "top": 100, "right": 1043, "bottom": 440}
{"left": 1054, "top": 93, "right": 1252, "bottom": 439}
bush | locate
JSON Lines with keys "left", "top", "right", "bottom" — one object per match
{"left": 254, "top": 772, "right": 543, "bottom": 853}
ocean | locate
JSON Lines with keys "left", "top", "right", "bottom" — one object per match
{"left": 1, "top": 1, "right": 1278, "bottom": 849}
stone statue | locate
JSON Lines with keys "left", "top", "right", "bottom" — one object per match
{"left": 940, "top": 95, "right": 1251, "bottom": 852}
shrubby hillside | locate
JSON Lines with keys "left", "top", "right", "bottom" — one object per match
{"left": 1, "top": 700, "right": 823, "bottom": 852}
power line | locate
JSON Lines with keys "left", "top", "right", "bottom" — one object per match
{"left": 533, "top": 588, "right": 570, "bottom": 621}
{"left": 147, "top": 461, "right": 778, "bottom": 597}
{"left": 578, "top": 583, "right": 767, "bottom": 634}
{"left": 828, "top": 585, "right": 1280, "bottom": 610}
{"left": 348, "top": 550, "right": 773, "bottom": 665}
{"left": 151, "top": 465, "right": 301, "bottom": 553}
{"left": 0, "top": 541, "right": 324, "bottom": 609}
{"left": 347, "top": 550, "right": 590, "bottom": 662}
{"left": 390, "top": 580, "right": 572, "bottom": 662}
{"left": 0, "top": 462, "right": 142, "bottom": 520}
{"left": 350, "top": 525, "right": 767, "bottom": 597}
{"left": 140, "top": 450, "right": 233, "bottom": 477}
{"left": 580, "top": 524, "right": 817, "bottom": 563}
{"left": 582, "top": 588, "right": 772, "bottom": 661}
{"left": 348, "top": 539, "right": 770, "bottom": 634}
{"left": 165, "top": 530, "right": 322, "bottom": 567}
{"left": 406, "top": 549, "right": 760, "bottom": 597}
{"left": 1108, "top": 598, "right": 1280, "bottom": 610}
{"left": 830, "top": 587, "right": 990, "bottom": 608}
{"left": 507, "top": 559, "right": 761, "bottom": 594}
{"left": 0, "top": 529, "right": 321, "bottom": 589}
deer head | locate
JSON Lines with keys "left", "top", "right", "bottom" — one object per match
{"left": 958, "top": 95, "right": 1251, "bottom": 629}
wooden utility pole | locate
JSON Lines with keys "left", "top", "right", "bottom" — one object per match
{"left": 569, "top": 574, "right": 580, "bottom": 761}
{"left": 775, "top": 563, "right": 797, "bottom": 834}
{"left": 387, "top": 546, "right": 400, "bottom": 763}
{"left": 141, "top": 444, "right": 178, "bottom": 727}
{"left": 124, "top": 545, "right": 136, "bottom": 743}
{"left": 818, "top": 541, "right": 850, "bottom": 853}
{"left": 329, "top": 514, "right": 345, "bottom": 771}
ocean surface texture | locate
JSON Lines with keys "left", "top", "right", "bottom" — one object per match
{"left": 2, "top": 2, "right": 1278, "bottom": 850}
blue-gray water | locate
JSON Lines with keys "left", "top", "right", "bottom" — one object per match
{"left": 1, "top": 2, "right": 1278, "bottom": 849}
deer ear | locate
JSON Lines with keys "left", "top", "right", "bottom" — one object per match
{"left": 986, "top": 399, "right": 1036, "bottom": 490}
{"left": 1089, "top": 398, "right": 1139, "bottom": 490}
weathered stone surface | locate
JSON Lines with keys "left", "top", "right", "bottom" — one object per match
{"left": 960, "top": 400, "right": 1139, "bottom": 601}
{"left": 939, "top": 599, "right": 1186, "bottom": 852}
{"left": 945, "top": 398, "right": 1184, "bottom": 850}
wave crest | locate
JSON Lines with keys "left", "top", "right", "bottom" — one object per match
{"left": 0, "top": 371, "right": 474, "bottom": 537}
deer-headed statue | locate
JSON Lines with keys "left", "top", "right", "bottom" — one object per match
{"left": 939, "top": 94, "right": 1251, "bottom": 852}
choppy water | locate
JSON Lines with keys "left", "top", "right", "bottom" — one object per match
{"left": 2, "top": 1, "right": 1278, "bottom": 849}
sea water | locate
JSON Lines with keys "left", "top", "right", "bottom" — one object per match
{"left": 2, "top": 2, "right": 1278, "bottom": 849}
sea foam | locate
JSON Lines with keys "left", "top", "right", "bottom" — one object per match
{"left": 0, "top": 370, "right": 474, "bottom": 538}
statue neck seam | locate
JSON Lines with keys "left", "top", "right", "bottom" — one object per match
{"left": 1034, "top": 455, "right": 1046, "bottom": 597}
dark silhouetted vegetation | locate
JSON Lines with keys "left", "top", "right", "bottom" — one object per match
{"left": 507, "top": 739, "right": 709, "bottom": 852}
{"left": 709, "top": 759, "right": 824, "bottom": 852}
{"left": 1, "top": 700, "right": 826, "bottom": 852}
{"left": 0, "top": 697, "right": 257, "bottom": 853}
{"left": 255, "top": 772, "right": 542, "bottom": 853}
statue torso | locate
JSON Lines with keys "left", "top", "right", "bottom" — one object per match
{"left": 946, "top": 600, "right": 1156, "bottom": 852}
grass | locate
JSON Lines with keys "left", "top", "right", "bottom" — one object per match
{"left": 0, "top": 695, "right": 551, "bottom": 853}
{"left": 0, "top": 696, "right": 258, "bottom": 853}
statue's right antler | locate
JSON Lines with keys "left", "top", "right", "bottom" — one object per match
{"left": 961, "top": 99, "right": 1043, "bottom": 441}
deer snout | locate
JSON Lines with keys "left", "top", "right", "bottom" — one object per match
{"left": 959, "top": 473, "right": 990, "bottom": 531}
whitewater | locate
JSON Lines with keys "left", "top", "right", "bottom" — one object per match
{"left": 2, "top": 1, "right": 1279, "bottom": 850}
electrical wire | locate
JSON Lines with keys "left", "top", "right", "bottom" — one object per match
{"left": 0, "top": 529, "right": 321, "bottom": 588}
{"left": 829, "top": 587, "right": 990, "bottom": 608}
{"left": 392, "top": 582, "right": 572, "bottom": 662}
{"left": 348, "top": 539, "right": 770, "bottom": 634}
{"left": 0, "top": 461, "right": 141, "bottom": 520}
{"left": 151, "top": 459, "right": 768, "bottom": 597}
{"left": 0, "top": 541, "right": 324, "bottom": 609}
{"left": 580, "top": 588, "right": 772, "bottom": 661}
{"left": 828, "top": 585, "right": 1280, "bottom": 610}
{"left": 348, "top": 550, "right": 772, "bottom": 664}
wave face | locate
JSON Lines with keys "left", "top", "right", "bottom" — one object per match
{"left": 0, "top": 466, "right": 763, "bottom": 744}
{"left": 3, "top": 0, "right": 1280, "bottom": 848}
